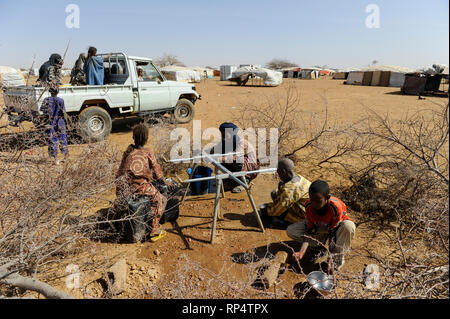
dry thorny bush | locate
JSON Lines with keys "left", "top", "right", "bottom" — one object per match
{"left": 234, "top": 85, "right": 448, "bottom": 298}
{"left": 0, "top": 106, "right": 126, "bottom": 297}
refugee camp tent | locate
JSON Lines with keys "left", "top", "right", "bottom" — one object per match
{"left": 389, "top": 72, "right": 406, "bottom": 87}
{"left": 333, "top": 68, "right": 359, "bottom": 80}
{"left": 220, "top": 65, "right": 238, "bottom": 81}
{"left": 161, "top": 66, "right": 202, "bottom": 83}
{"left": 319, "top": 69, "right": 334, "bottom": 76}
{"left": 346, "top": 71, "right": 364, "bottom": 85}
{"left": 360, "top": 65, "right": 415, "bottom": 87}
{"left": 0, "top": 66, "right": 26, "bottom": 87}
{"left": 191, "top": 67, "right": 214, "bottom": 79}
{"left": 362, "top": 71, "right": 373, "bottom": 86}
{"left": 371, "top": 71, "right": 382, "bottom": 86}
{"left": 281, "top": 67, "right": 301, "bottom": 78}
{"left": 333, "top": 72, "right": 348, "bottom": 79}
{"left": 231, "top": 66, "right": 283, "bottom": 86}
{"left": 379, "top": 71, "right": 391, "bottom": 86}
{"left": 300, "top": 68, "right": 320, "bottom": 79}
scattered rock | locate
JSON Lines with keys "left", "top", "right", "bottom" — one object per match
{"left": 154, "top": 249, "right": 161, "bottom": 257}
{"left": 106, "top": 258, "right": 128, "bottom": 294}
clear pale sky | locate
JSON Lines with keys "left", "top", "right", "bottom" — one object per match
{"left": 0, "top": 0, "right": 448, "bottom": 70}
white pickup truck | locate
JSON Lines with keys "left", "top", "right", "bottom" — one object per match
{"left": 2, "top": 53, "right": 200, "bottom": 141}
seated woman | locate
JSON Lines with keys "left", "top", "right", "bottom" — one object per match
{"left": 115, "top": 123, "right": 171, "bottom": 242}
{"left": 209, "top": 122, "right": 259, "bottom": 193}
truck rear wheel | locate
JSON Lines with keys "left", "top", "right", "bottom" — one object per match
{"left": 173, "top": 99, "right": 195, "bottom": 124}
{"left": 78, "top": 106, "right": 112, "bottom": 142}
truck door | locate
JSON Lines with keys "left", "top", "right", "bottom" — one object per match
{"left": 137, "top": 62, "right": 171, "bottom": 112}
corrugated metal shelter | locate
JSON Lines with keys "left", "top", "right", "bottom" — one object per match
{"left": 401, "top": 74, "right": 427, "bottom": 95}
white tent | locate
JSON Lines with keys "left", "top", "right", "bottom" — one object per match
{"left": 191, "top": 67, "right": 214, "bottom": 79}
{"left": 160, "top": 66, "right": 202, "bottom": 83}
{"left": 232, "top": 66, "right": 283, "bottom": 86}
{"left": 361, "top": 65, "right": 416, "bottom": 73}
{"left": 0, "top": 66, "right": 26, "bottom": 88}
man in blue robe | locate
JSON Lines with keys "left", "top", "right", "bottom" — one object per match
{"left": 40, "top": 88, "right": 68, "bottom": 162}
{"left": 83, "top": 47, "right": 109, "bottom": 85}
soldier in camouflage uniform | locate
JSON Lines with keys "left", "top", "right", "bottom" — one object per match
{"left": 260, "top": 158, "right": 311, "bottom": 228}
{"left": 38, "top": 53, "right": 63, "bottom": 86}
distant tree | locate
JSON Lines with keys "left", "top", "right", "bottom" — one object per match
{"left": 266, "top": 59, "right": 298, "bottom": 70}
{"left": 154, "top": 53, "right": 185, "bottom": 67}
{"left": 371, "top": 60, "right": 379, "bottom": 66}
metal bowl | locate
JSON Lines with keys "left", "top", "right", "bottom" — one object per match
{"left": 307, "top": 271, "right": 335, "bottom": 294}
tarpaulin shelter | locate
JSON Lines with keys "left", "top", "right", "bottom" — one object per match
{"left": 319, "top": 69, "right": 333, "bottom": 76}
{"left": 0, "top": 66, "right": 26, "bottom": 88}
{"left": 231, "top": 66, "right": 283, "bottom": 86}
{"left": 161, "top": 66, "right": 202, "bottom": 83}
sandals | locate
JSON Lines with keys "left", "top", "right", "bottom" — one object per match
{"left": 150, "top": 229, "right": 167, "bottom": 242}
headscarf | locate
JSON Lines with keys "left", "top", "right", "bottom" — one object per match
{"left": 219, "top": 122, "right": 240, "bottom": 153}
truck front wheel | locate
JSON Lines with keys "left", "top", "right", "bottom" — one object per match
{"left": 173, "top": 99, "right": 195, "bottom": 124}
{"left": 78, "top": 106, "right": 112, "bottom": 142}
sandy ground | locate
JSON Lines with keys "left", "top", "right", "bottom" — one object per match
{"left": 1, "top": 77, "right": 447, "bottom": 298}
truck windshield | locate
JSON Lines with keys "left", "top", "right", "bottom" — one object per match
{"left": 137, "top": 63, "right": 163, "bottom": 82}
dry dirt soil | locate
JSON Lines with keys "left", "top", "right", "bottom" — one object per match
{"left": 1, "top": 77, "right": 446, "bottom": 298}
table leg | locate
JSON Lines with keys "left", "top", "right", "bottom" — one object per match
{"left": 181, "top": 164, "right": 198, "bottom": 204}
{"left": 211, "top": 178, "right": 222, "bottom": 243}
{"left": 241, "top": 177, "right": 265, "bottom": 233}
